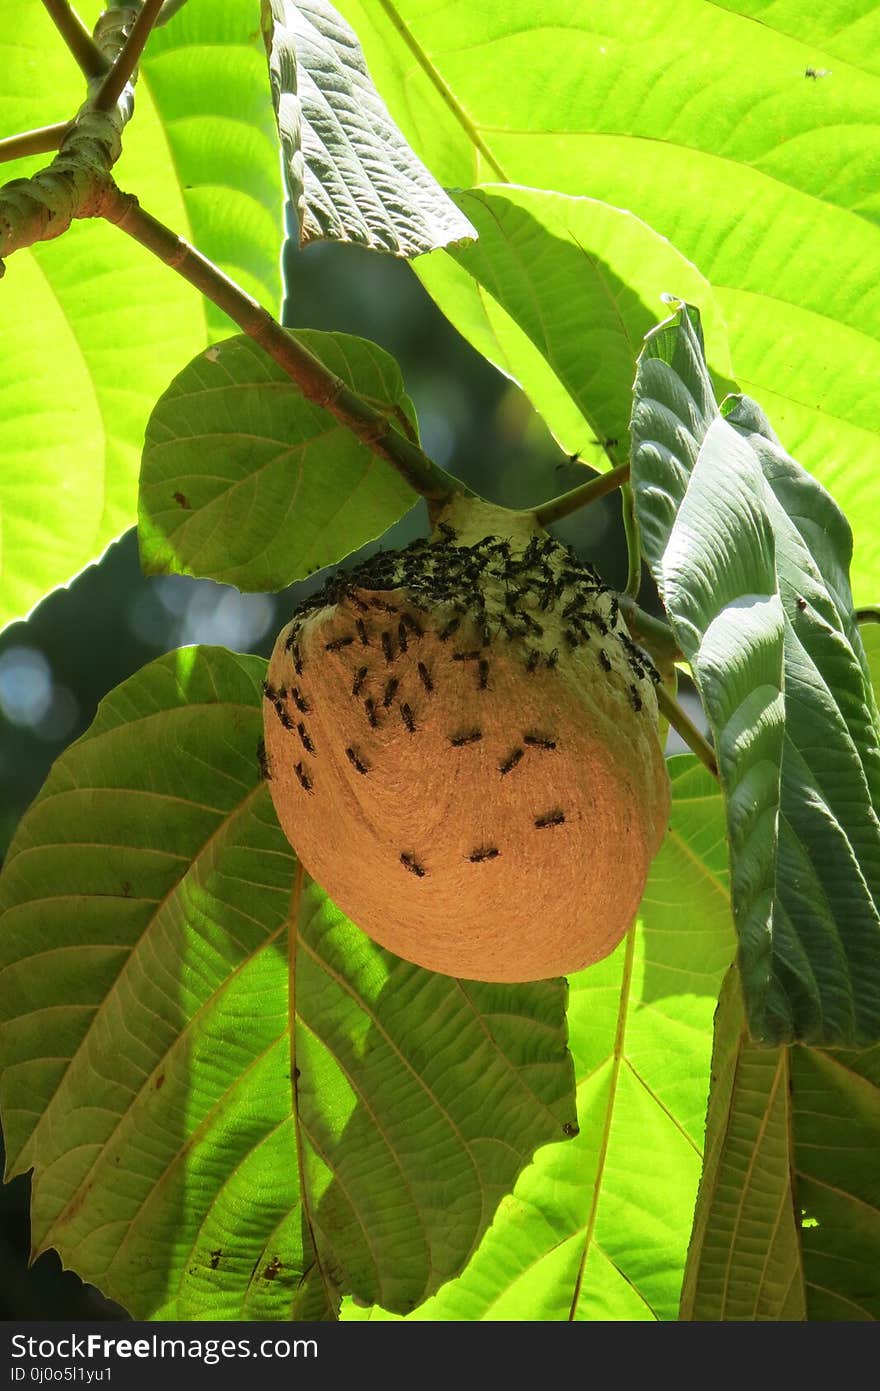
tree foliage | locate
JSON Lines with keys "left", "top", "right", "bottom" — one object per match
{"left": 0, "top": 0, "right": 878, "bottom": 1322}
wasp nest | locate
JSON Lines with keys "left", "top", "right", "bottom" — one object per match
{"left": 263, "top": 499, "right": 670, "bottom": 981}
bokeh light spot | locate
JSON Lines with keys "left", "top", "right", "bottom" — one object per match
{"left": 0, "top": 647, "right": 52, "bottom": 727}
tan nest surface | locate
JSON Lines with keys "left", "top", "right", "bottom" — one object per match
{"left": 264, "top": 502, "right": 670, "bottom": 981}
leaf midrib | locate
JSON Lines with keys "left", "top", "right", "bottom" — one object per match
{"left": 370, "top": 0, "right": 508, "bottom": 182}
{"left": 16, "top": 777, "right": 268, "bottom": 1181}
{"left": 567, "top": 920, "right": 637, "bottom": 1319}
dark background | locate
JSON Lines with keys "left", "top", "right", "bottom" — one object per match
{"left": 0, "top": 228, "right": 695, "bottom": 1319}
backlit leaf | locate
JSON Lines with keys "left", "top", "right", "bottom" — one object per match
{"left": 336, "top": 0, "right": 880, "bottom": 601}
{"left": 343, "top": 757, "right": 736, "bottom": 1320}
{"left": 262, "top": 0, "right": 475, "bottom": 255}
{"left": 0, "top": 0, "right": 283, "bottom": 631}
{"left": 0, "top": 647, "right": 572, "bottom": 1317}
{"left": 681, "top": 968, "right": 880, "bottom": 1320}
{"left": 139, "top": 332, "right": 417, "bottom": 588}
{"left": 414, "top": 185, "right": 734, "bottom": 469}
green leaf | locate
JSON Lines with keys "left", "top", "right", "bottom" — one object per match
{"left": 0, "top": 0, "right": 283, "bottom": 631}
{"left": 414, "top": 186, "right": 734, "bottom": 469}
{"left": 335, "top": 0, "right": 880, "bottom": 602}
{"left": 295, "top": 885, "right": 574, "bottom": 1313}
{"left": 128, "top": 0, "right": 284, "bottom": 333}
{"left": 262, "top": 0, "right": 475, "bottom": 256}
{"left": 0, "top": 647, "right": 572, "bottom": 1318}
{"left": 863, "top": 623, "right": 880, "bottom": 703}
{"left": 139, "top": 332, "right": 417, "bottom": 588}
{"left": 680, "top": 969, "right": 806, "bottom": 1319}
{"left": 681, "top": 967, "right": 880, "bottom": 1321}
{"left": 726, "top": 393, "right": 880, "bottom": 825}
{"left": 631, "top": 306, "right": 880, "bottom": 1046}
{"left": 792, "top": 1042, "right": 880, "bottom": 1320}
{"left": 343, "top": 757, "right": 736, "bottom": 1320}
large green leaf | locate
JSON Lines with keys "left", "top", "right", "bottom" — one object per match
{"left": 344, "top": 756, "right": 736, "bottom": 1320}
{"left": 337, "top": 0, "right": 880, "bottom": 602}
{"left": 0, "top": 0, "right": 283, "bottom": 631}
{"left": 681, "top": 968, "right": 880, "bottom": 1320}
{"left": 631, "top": 306, "right": 880, "bottom": 1046}
{"left": 139, "top": 332, "right": 417, "bottom": 588}
{"left": 0, "top": 647, "right": 572, "bottom": 1318}
{"left": 792, "top": 1041, "right": 880, "bottom": 1320}
{"left": 262, "top": 0, "right": 475, "bottom": 255}
{"left": 128, "top": 0, "right": 283, "bottom": 333}
{"left": 295, "top": 885, "right": 574, "bottom": 1312}
{"left": 412, "top": 185, "right": 734, "bottom": 470}
{"left": 679, "top": 970, "right": 806, "bottom": 1319}
{"left": 704, "top": 2, "right": 880, "bottom": 78}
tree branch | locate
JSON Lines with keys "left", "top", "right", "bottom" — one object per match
{"left": 0, "top": 12, "right": 137, "bottom": 269}
{"left": 101, "top": 188, "right": 468, "bottom": 506}
{"left": 532, "top": 461, "right": 630, "bottom": 528}
{"left": 657, "top": 685, "right": 718, "bottom": 779}
{"left": 93, "top": 0, "right": 164, "bottom": 112}
{"left": 41, "top": 0, "right": 110, "bottom": 79}
{"left": 0, "top": 123, "right": 72, "bottom": 166}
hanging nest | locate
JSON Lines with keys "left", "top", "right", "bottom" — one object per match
{"left": 263, "top": 498, "right": 670, "bottom": 981}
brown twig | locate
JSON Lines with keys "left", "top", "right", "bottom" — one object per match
{"left": 41, "top": 0, "right": 109, "bottom": 79}
{"left": 92, "top": 0, "right": 164, "bottom": 112}
{"left": 0, "top": 13, "right": 140, "bottom": 269}
{"left": 102, "top": 188, "right": 468, "bottom": 506}
{"left": 1, "top": 2, "right": 466, "bottom": 514}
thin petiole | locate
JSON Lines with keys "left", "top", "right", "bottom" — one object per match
{"left": 532, "top": 461, "right": 630, "bottom": 528}
{"left": 621, "top": 482, "right": 641, "bottom": 597}
{"left": 41, "top": 0, "right": 109, "bottom": 79}
{"left": 657, "top": 685, "right": 718, "bottom": 779}
{"left": 0, "top": 123, "right": 71, "bottom": 166}
{"left": 92, "top": 0, "right": 165, "bottom": 111}
{"left": 618, "top": 596, "right": 682, "bottom": 663}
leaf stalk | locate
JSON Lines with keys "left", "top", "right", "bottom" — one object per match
{"left": 618, "top": 596, "right": 682, "bottom": 664}
{"left": 657, "top": 685, "right": 718, "bottom": 779}
{"left": 41, "top": 0, "right": 110, "bottom": 79}
{"left": 92, "top": 0, "right": 165, "bottom": 112}
{"left": 0, "top": 123, "right": 72, "bottom": 166}
{"left": 621, "top": 482, "right": 641, "bottom": 597}
{"left": 532, "top": 461, "right": 630, "bottom": 528}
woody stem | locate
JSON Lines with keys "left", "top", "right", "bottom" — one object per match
{"left": 101, "top": 189, "right": 468, "bottom": 506}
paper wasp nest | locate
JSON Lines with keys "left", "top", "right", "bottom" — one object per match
{"left": 263, "top": 499, "right": 670, "bottom": 981}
